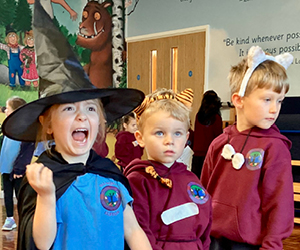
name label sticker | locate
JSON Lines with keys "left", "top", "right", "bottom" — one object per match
{"left": 161, "top": 202, "right": 199, "bottom": 225}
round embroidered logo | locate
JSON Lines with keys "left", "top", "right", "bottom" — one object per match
{"left": 100, "top": 186, "right": 121, "bottom": 211}
{"left": 187, "top": 182, "right": 208, "bottom": 204}
{"left": 245, "top": 148, "right": 264, "bottom": 171}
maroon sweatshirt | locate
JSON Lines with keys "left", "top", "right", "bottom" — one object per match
{"left": 193, "top": 114, "right": 223, "bottom": 157}
{"left": 114, "top": 131, "right": 143, "bottom": 169}
{"left": 201, "top": 124, "right": 294, "bottom": 249}
{"left": 124, "top": 160, "right": 212, "bottom": 250}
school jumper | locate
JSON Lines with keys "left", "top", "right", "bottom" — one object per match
{"left": 201, "top": 124, "right": 294, "bottom": 250}
{"left": 124, "top": 159, "right": 212, "bottom": 250}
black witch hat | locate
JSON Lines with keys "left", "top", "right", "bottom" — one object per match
{"left": 2, "top": 0, "right": 144, "bottom": 142}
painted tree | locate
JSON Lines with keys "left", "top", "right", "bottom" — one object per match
{"left": 1, "top": 0, "right": 17, "bottom": 32}
{"left": 112, "top": 0, "right": 124, "bottom": 87}
{"left": 0, "top": 0, "right": 17, "bottom": 64}
{"left": 0, "top": 0, "right": 6, "bottom": 27}
{"left": 14, "top": 0, "right": 32, "bottom": 43}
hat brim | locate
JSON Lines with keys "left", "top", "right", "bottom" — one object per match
{"left": 2, "top": 88, "right": 144, "bottom": 142}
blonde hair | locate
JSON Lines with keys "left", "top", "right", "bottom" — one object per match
{"left": 36, "top": 99, "right": 106, "bottom": 153}
{"left": 5, "top": 32, "right": 19, "bottom": 44}
{"left": 228, "top": 58, "right": 289, "bottom": 97}
{"left": 138, "top": 89, "right": 191, "bottom": 132}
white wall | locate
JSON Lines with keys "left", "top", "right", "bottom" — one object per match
{"left": 125, "top": 0, "right": 300, "bottom": 102}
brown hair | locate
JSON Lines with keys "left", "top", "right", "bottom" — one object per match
{"left": 121, "top": 112, "right": 136, "bottom": 131}
{"left": 6, "top": 96, "right": 26, "bottom": 111}
{"left": 228, "top": 58, "right": 289, "bottom": 97}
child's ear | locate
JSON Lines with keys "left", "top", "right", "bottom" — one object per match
{"left": 232, "top": 93, "right": 243, "bottom": 109}
{"left": 134, "top": 130, "right": 145, "bottom": 148}
{"left": 186, "top": 131, "right": 190, "bottom": 143}
{"left": 123, "top": 123, "right": 127, "bottom": 130}
{"left": 39, "top": 115, "right": 52, "bottom": 134}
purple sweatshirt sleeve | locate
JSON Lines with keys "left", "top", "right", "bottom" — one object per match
{"left": 200, "top": 143, "right": 215, "bottom": 189}
{"left": 127, "top": 172, "right": 164, "bottom": 250}
{"left": 260, "top": 147, "right": 294, "bottom": 249}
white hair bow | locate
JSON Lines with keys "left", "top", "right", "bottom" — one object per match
{"left": 221, "top": 144, "right": 245, "bottom": 170}
{"left": 239, "top": 46, "right": 294, "bottom": 97}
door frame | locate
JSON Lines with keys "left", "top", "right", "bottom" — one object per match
{"left": 126, "top": 25, "right": 210, "bottom": 91}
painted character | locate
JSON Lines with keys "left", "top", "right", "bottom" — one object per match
{"left": 76, "top": 0, "right": 113, "bottom": 88}
{"left": 0, "top": 31, "right": 25, "bottom": 88}
{"left": 27, "top": 0, "right": 78, "bottom": 20}
{"left": 20, "top": 30, "right": 39, "bottom": 88}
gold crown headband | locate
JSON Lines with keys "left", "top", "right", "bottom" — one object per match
{"left": 134, "top": 88, "right": 194, "bottom": 119}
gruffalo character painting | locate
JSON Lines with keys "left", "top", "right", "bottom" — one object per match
{"left": 0, "top": 0, "right": 128, "bottom": 115}
{"left": 77, "top": 1, "right": 113, "bottom": 88}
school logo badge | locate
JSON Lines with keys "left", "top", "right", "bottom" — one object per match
{"left": 187, "top": 182, "right": 208, "bottom": 204}
{"left": 245, "top": 148, "right": 264, "bottom": 170}
{"left": 100, "top": 186, "right": 121, "bottom": 211}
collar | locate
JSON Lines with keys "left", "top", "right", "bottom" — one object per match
{"left": 37, "top": 147, "right": 131, "bottom": 199}
{"left": 8, "top": 43, "right": 19, "bottom": 48}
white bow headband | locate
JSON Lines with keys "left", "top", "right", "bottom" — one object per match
{"left": 238, "top": 46, "right": 294, "bottom": 97}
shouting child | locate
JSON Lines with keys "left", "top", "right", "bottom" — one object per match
{"left": 2, "top": 1, "right": 152, "bottom": 250}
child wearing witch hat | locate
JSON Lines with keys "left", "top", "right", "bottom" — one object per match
{"left": 2, "top": 1, "right": 152, "bottom": 250}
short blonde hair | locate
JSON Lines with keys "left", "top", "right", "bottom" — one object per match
{"left": 138, "top": 89, "right": 191, "bottom": 132}
{"left": 228, "top": 58, "right": 289, "bottom": 97}
{"left": 37, "top": 99, "right": 106, "bottom": 153}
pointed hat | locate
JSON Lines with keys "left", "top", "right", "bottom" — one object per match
{"left": 2, "top": 0, "right": 144, "bottom": 142}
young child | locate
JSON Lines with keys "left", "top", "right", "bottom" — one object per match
{"left": 124, "top": 88, "right": 212, "bottom": 250}
{"left": 3, "top": 85, "right": 152, "bottom": 250}
{"left": 200, "top": 46, "right": 294, "bottom": 250}
{"left": 2, "top": 1, "right": 152, "bottom": 250}
{"left": 0, "top": 96, "right": 35, "bottom": 231}
{"left": 115, "top": 112, "right": 144, "bottom": 171}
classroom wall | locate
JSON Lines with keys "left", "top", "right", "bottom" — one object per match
{"left": 125, "top": 0, "right": 300, "bottom": 102}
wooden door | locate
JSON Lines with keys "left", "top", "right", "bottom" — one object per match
{"left": 127, "top": 28, "right": 206, "bottom": 127}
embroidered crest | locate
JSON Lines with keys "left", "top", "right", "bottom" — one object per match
{"left": 100, "top": 186, "right": 121, "bottom": 211}
{"left": 187, "top": 182, "right": 208, "bottom": 204}
{"left": 245, "top": 148, "right": 264, "bottom": 170}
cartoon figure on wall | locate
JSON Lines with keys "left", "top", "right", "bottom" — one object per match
{"left": 0, "top": 0, "right": 127, "bottom": 91}
{"left": 20, "top": 30, "right": 39, "bottom": 88}
{"left": 0, "top": 31, "right": 25, "bottom": 88}
{"left": 27, "top": 0, "right": 78, "bottom": 20}
{"left": 76, "top": 0, "right": 113, "bottom": 88}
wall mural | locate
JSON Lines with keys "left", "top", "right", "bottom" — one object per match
{"left": 0, "top": 0, "right": 128, "bottom": 110}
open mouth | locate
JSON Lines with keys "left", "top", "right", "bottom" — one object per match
{"left": 78, "top": 23, "right": 104, "bottom": 39}
{"left": 72, "top": 129, "right": 88, "bottom": 143}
